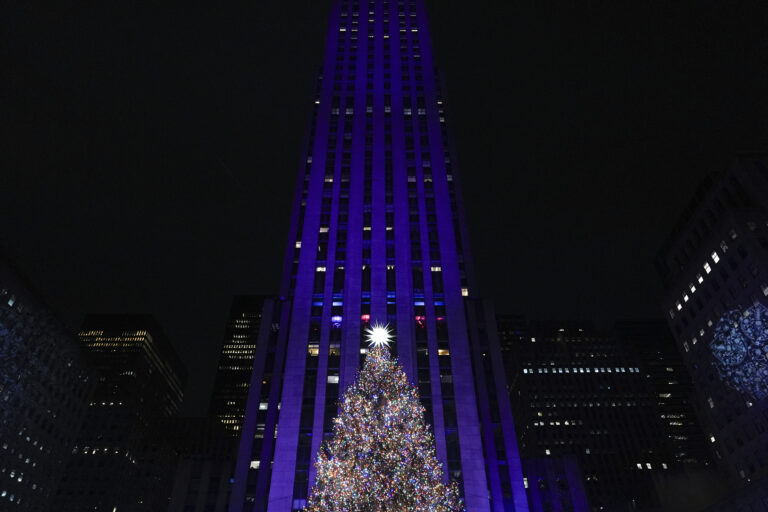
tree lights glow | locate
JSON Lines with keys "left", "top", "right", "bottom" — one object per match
{"left": 304, "top": 343, "right": 463, "bottom": 512}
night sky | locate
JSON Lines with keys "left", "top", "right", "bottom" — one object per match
{"left": 3, "top": 2, "right": 767, "bottom": 414}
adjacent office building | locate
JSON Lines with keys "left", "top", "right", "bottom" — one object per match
{"left": 613, "top": 320, "right": 710, "bottom": 468}
{"left": 162, "top": 417, "right": 237, "bottom": 512}
{"left": 521, "top": 455, "right": 589, "bottom": 512}
{"left": 56, "top": 314, "right": 187, "bottom": 512}
{"left": 210, "top": 296, "right": 266, "bottom": 435}
{"left": 230, "top": 1, "right": 527, "bottom": 510}
{"left": 656, "top": 156, "right": 768, "bottom": 498}
{"left": 0, "top": 259, "right": 91, "bottom": 511}
{"left": 499, "top": 319, "right": 678, "bottom": 510}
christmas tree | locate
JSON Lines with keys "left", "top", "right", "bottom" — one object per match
{"left": 304, "top": 324, "right": 464, "bottom": 512}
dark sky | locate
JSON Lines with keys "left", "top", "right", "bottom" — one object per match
{"left": 2, "top": 2, "right": 767, "bottom": 415}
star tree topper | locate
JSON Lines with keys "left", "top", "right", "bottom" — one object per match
{"left": 365, "top": 322, "right": 392, "bottom": 349}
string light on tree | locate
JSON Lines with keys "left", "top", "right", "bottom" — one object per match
{"left": 304, "top": 325, "right": 463, "bottom": 512}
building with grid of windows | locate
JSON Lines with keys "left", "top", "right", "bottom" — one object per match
{"left": 656, "top": 155, "right": 768, "bottom": 501}
{"left": 56, "top": 314, "right": 187, "bottom": 512}
{"left": 210, "top": 296, "right": 267, "bottom": 435}
{"left": 229, "top": 1, "right": 527, "bottom": 511}
{"left": 499, "top": 319, "right": 678, "bottom": 511}
{"left": 0, "top": 259, "right": 91, "bottom": 511}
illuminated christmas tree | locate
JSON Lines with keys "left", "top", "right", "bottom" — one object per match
{"left": 304, "top": 324, "right": 464, "bottom": 512}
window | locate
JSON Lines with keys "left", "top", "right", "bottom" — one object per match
{"left": 711, "top": 251, "right": 720, "bottom": 263}
{"left": 697, "top": 273, "right": 704, "bottom": 284}
{"left": 704, "top": 262, "right": 712, "bottom": 274}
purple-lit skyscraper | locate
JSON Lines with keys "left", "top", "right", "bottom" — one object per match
{"left": 230, "top": 1, "right": 527, "bottom": 511}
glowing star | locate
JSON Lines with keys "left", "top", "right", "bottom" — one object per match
{"left": 365, "top": 322, "right": 392, "bottom": 348}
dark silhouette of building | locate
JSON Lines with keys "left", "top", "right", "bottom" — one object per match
{"left": 499, "top": 318, "right": 679, "bottom": 511}
{"left": 0, "top": 259, "right": 91, "bottom": 511}
{"left": 56, "top": 314, "right": 187, "bottom": 512}
{"left": 656, "top": 155, "right": 768, "bottom": 505}
{"left": 613, "top": 320, "right": 711, "bottom": 468}
{"left": 210, "top": 296, "right": 266, "bottom": 435}
{"left": 229, "top": 1, "right": 527, "bottom": 510}
{"left": 161, "top": 417, "right": 237, "bottom": 512}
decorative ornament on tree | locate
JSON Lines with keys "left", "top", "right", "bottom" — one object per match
{"left": 304, "top": 324, "right": 464, "bottom": 512}
{"left": 364, "top": 321, "right": 393, "bottom": 349}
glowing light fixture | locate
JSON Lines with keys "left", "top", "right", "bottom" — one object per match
{"left": 365, "top": 322, "right": 392, "bottom": 349}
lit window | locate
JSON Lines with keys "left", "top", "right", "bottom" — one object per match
{"left": 430, "top": 266, "right": 441, "bottom": 272}
{"left": 259, "top": 402, "right": 268, "bottom": 410}
{"left": 697, "top": 273, "right": 704, "bottom": 284}
{"left": 662, "top": 463, "right": 668, "bottom": 469}
{"left": 295, "top": 241, "right": 301, "bottom": 248}
{"left": 637, "top": 463, "right": 642, "bottom": 469}
{"left": 523, "top": 477, "right": 528, "bottom": 489}
{"left": 708, "top": 397, "right": 715, "bottom": 408}
{"left": 704, "top": 262, "right": 712, "bottom": 274}
{"left": 437, "top": 349, "right": 450, "bottom": 356}
{"left": 319, "top": 226, "right": 329, "bottom": 233}
{"left": 250, "top": 460, "right": 260, "bottom": 469}
{"left": 676, "top": 302, "right": 682, "bottom": 311}
{"left": 646, "top": 463, "right": 652, "bottom": 469}
{"left": 545, "top": 449, "right": 550, "bottom": 455}
{"left": 710, "top": 435, "right": 716, "bottom": 443}
{"left": 461, "top": 288, "right": 469, "bottom": 297}
{"left": 719, "top": 241, "right": 728, "bottom": 253}
{"left": 327, "top": 375, "right": 339, "bottom": 384}
{"left": 683, "top": 341, "right": 689, "bottom": 352}
{"left": 711, "top": 251, "right": 720, "bottom": 263}
{"left": 689, "top": 283, "right": 696, "bottom": 293}
{"left": 683, "top": 294, "right": 689, "bottom": 302}
{"left": 316, "top": 266, "right": 326, "bottom": 272}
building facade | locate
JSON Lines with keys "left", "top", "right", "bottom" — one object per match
{"left": 499, "top": 319, "right": 676, "bottom": 511}
{"left": 230, "top": 1, "right": 527, "bottom": 511}
{"left": 0, "top": 260, "right": 91, "bottom": 511}
{"left": 656, "top": 156, "right": 768, "bottom": 492}
{"left": 162, "top": 417, "right": 237, "bottom": 512}
{"left": 56, "top": 314, "right": 187, "bottom": 512}
{"left": 613, "top": 320, "right": 710, "bottom": 468}
{"left": 521, "top": 456, "right": 590, "bottom": 512}
{"left": 210, "top": 296, "right": 266, "bottom": 435}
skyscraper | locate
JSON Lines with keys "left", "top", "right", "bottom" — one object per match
{"left": 656, "top": 155, "right": 768, "bottom": 497}
{"left": 230, "top": 1, "right": 527, "bottom": 511}
{"left": 0, "top": 258, "right": 91, "bottom": 511}
{"left": 499, "top": 319, "right": 676, "bottom": 510}
{"left": 57, "top": 314, "right": 187, "bottom": 512}
{"left": 210, "top": 296, "right": 267, "bottom": 435}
